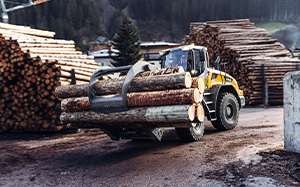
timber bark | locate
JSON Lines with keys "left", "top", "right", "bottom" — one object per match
{"left": 60, "top": 105, "right": 196, "bottom": 124}
{"left": 94, "top": 122, "right": 195, "bottom": 128}
{"left": 55, "top": 72, "right": 192, "bottom": 99}
{"left": 60, "top": 88, "right": 201, "bottom": 112}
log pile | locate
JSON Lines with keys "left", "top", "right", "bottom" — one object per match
{"left": 183, "top": 19, "right": 300, "bottom": 105}
{"left": 0, "top": 35, "right": 63, "bottom": 133}
{"left": 55, "top": 67, "right": 206, "bottom": 129}
{"left": 0, "top": 22, "right": 101, "bottom": 133}
{"left": 245, "top": 57, "right": 300, "bottom": 105}
{"left": 0, "top": 22, "right": 101, "bottom": 86}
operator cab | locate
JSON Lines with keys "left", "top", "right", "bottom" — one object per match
{"left": 160, "top": 45, "right": 208, "bottom": 78}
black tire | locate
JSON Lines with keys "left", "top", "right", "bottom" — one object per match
{"left": 212, "top": 92, "right": 239, "bottom": 130}
{"left": 175, "top": 122, "right": 205, "bottom": 141}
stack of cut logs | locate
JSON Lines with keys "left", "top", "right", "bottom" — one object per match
{"left": 0, "top": 22, "right": 101, "bottom": 133}
{"left": 55, "top": 67, "right": 206, "bottom": 128}
{"left": 183, "top": 19, "right": 300, "bottom": 105}
{"left": 0, "top": 23, "right": 101, "bottom": 86}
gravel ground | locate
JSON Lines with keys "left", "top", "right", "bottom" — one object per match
{"left": 0, "top": 106, "right": 299, "bottom": 187}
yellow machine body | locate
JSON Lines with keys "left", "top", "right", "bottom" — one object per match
{"left": 204, "top": 68, "right": 244, "bottom": 97}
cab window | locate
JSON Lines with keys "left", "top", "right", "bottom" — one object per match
{"left": 161, "top": 50, "right": 189, "bottom": 71}
{"left": 194, "top": 50, "right": 206, "bottom": 76}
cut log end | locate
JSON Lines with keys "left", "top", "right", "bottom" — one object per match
{"left": 191, "top": 77, "right": 205, "bottom": 93}
{"left": 196, "top": 104, "right": 205, "bottom": 122}
{"left": 177, "top": 66, "right": 185, "bottom": 74}
{"left": 188, "top": 104, "right": 196, "bottom": 121}
{"left": 199, "top": 93, "right": 203, "bottom": 103}
{"left": 185, "top": 72, "right": 192, "bottom": 88}
{"left": 198, "top": 77, "right": 205, "bottom": 94}
{"left": 193, "top": 89, "right": 201, "bottom": 103}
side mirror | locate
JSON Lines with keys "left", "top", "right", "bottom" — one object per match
{"left": 215, "top": 56, "right": 220, "bottom": 70}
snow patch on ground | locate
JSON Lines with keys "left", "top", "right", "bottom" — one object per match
{"left": 235, "top": 142, "right": 284, "bottom": 166}
{"left": 243, "top": 175, "right": 286, "bottom": 187}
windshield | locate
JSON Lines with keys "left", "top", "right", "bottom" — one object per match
{"left": 161, "top": 50, "right": 188, "bottom": 71}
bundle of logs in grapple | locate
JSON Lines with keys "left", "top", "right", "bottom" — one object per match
{"left": 183, "top": 19, "right": 300, "bottom": 105}
{"left": 0, "top": 22, "right": 101, "bottom": 133}
{"left": 55, "top": 67, "right": 206, "bottom": 128}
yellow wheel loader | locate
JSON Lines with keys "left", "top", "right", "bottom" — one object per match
{"left": 87, "top": 45, "right": 244, "bottom": 141}
{"left": 159, "top": 45, "right": 244, "bottom": 141}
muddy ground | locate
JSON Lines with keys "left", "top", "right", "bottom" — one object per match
{"left": 0, "top": 106, "right": 299, "bottom": 187}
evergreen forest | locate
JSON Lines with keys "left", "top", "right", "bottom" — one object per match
{"left": 4, "top": 0, "right": 300, "bottom": 51}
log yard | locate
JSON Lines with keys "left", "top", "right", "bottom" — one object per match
{"left": 0, "top": 17, "right": 300, "bottom": 187}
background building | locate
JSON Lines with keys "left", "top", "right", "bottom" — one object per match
{"left": 90, "top": 41, "right": 181, "bottom": 68}
{"left": 89, "top": 46, "right": 118, "bottom": 67}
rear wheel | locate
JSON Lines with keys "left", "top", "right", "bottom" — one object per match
{"left": 175, "top": 122, "right": 205, "bottom": 141}
{"left": 212, "top": 92, "right": 239, "bottom": 130}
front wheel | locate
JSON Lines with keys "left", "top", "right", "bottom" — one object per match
{"left": 175, "top": 122, "right": 205, "bottom": 141}
{"left": 212, "top": 92, "right": 239, "bottom": 130}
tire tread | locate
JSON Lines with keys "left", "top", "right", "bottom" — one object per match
{"left": 176, "top": 122, "right": 204, "bottom": 141}
{"left": 212, "top": 92, "right": 239, "bottom": 130}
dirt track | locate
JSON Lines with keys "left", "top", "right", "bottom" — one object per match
{"left": 0, "top": 106, "right": 299, "bottom": 187}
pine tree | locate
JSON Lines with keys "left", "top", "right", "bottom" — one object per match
{"left": 111, "top": 14, "right": 142, "bottom": 67}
